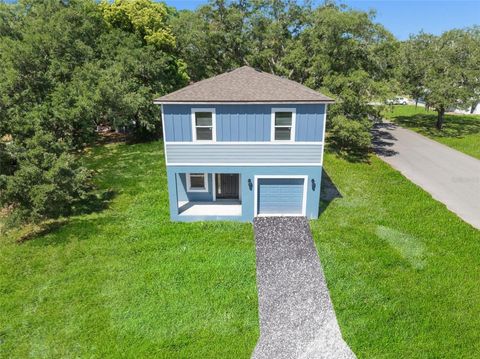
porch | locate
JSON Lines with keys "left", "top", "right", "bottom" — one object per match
{"left": 174, "top": 172, "right": 243, "bottom": 218}
{"left": 178, "top": 200, "right": 242, "bottom": 217}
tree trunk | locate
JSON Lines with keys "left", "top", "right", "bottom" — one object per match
{"left": 436, "top": 107, "right": 445, "bottom": 130}
{"left": 415, "top": 98, "right": 418, "bottom": 107}
{"left": 471, "top": 100, "right": 479, "bottom": 114}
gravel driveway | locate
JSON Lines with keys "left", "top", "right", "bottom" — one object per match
{"left": 252, "top": 217, "right": 355, "bottom": 359}
{"left": 373, "top": 122, "right": 480, "bottom": 229}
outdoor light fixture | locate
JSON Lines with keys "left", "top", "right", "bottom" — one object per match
{"left": 248, "top": 178, "right": 253, "bottom": 190}
{"left": 311, "top": 178, "right": 316, "bottom": 190}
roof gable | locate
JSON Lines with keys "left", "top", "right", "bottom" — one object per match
{"left": 154, "top": 66, "right": 333, "bottom": 104}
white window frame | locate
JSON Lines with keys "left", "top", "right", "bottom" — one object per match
{"left": 186, "top": 173, "right": 209, "bottom": 192}
{"left": 253, "top": 175, "right": 307, "bottom": 217}
{"left": 271, "top": 108, "right": 296, "bottom": 142}
{"left": 191, "top": 108, "right": 216, "bottom": 142}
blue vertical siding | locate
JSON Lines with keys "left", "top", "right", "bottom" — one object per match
{"left": 163, "top": 105, "right": 192, "bottom": 141}
{"left": 295, "top": 104, "right": 325, "bottom": 142}
{"left": 216, "top": 104, "right": 271, "bottom": 141}
{"left": 162, "top": 104, "right": 326, "bottom": 142}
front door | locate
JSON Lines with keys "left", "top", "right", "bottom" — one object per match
{"left": 216, "top": 174, "right": 240, "bottom": 199}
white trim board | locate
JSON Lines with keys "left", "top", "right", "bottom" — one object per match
{"left": 167, "top": 163, "right": 322, "bottom": 167}
{"left": 191, "top": 108, "right": 216, "bottom": 142}
{"left": 186, "top": 173, "right": 209, "bottom": 192}
{"left": 321, "top": 104, "right": 328, "bottom": 165}
{"left": 270, "top": 107, "right": 296, "bottom": 142}
{"left": 253, "top": 175, "right": 308, "bottom": 217}
{"left": 161, "top": 105, "right": 168, "bottom": 164}
{"left": 154, "top": 101, "right": 334, "bottom": 105}
{"left": 212, "top": 172, "right": 216, "bottom": 201}
{"left": 164, "top": 141, "right": 323, "bottom": 145}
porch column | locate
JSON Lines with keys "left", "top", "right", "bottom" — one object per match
{"left": 166, "top": 167, "right": 179, "bottom": 220}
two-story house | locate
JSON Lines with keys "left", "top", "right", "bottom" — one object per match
{"left": 154, "top": 66, "right": 333, "bottom": 222}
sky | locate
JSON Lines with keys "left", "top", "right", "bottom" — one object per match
{"left": 163, "top": 0, "right": 480, "bottom": 40}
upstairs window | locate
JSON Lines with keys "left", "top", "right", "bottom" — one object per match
{"left": 272, "top": 109, "right": 296, "bottom": 141}
{"left": 187, "top": 173, "right": 208, "bottom": 192}
{"left": 192, "top": 108, "right": 215, "bottom": 141}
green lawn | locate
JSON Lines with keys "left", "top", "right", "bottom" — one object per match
{"left": 1, "top": 142, "right": 480, "bottom": 358}
{"left": 0, "top": 142, "right": 259, "bottom": 358}
{"left": 314, "top": 153, "right": 480, "bottom": 358}
{"left": 383, "top": 105, "right": 480, "bottom": 159}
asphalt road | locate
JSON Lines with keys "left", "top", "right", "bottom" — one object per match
{"left": 373, "top": 122, "right": 480, "bottom": 229}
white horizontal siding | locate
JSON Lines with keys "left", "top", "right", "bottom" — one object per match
{"left": 166, "top": 143, "right": 323, "bottom": 165}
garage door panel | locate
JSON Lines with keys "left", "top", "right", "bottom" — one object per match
{"left": 257, "top": 178, "right": 305, "bottom": 215}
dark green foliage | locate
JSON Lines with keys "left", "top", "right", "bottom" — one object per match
{"left": 0, "top": 0, "right": 188, "bottom": 225}
{"left": 280, "top": 5, "right": 398, "bottom": 154}
{"left": 328, "top": 115, "right": 372, "bottom": 159}
{"left": 170, "top": 0, "right": 252, "bottom": 81}
{"left": 0, "top": 132, "right": 93, "bottom": 225}
{"left": 399, "top": 28, "right": 480, "bottom": 129}
{"left": 0, "top": 0, "right": 188, "bottom": 142}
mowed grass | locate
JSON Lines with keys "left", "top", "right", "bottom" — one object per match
{"left": 0, "top": 142, "right": 259, "bottom": 358}
{"left": 312, "top": 153, "right": 480, "bottom": 358}
{"left": 383, "top": 105, "right": 480, "bottom": 159}
{"left": 2, "top": 141, "right": 480, "bottom": 358}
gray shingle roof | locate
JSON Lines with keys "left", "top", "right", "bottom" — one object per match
{"left": 154, "top": 66, "right": 334, "bottom": 103}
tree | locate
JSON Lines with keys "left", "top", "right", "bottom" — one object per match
{"left": 0, "top": 131, "right": 93, "bottom": 225}
{"left": 401, "top": 29, "right": 480, "bottom": 129}
{"left": 245, "top": 0, "right": 308, "bottom": 76}
{"left": 399, "top": 33, "right": 434, "bottom": 106}
{"left": 170, "top": 0, "right": 251, "bottom": 81}
{"left": 98, "top": 0, "right": 189, "bottom": 139}
{"left": 100, "top": 0, "right": 176, "bottom": 50}
{"left": 284, "top": 4, "right": 398, "bottom": 154}
{"left": 465, "top": 26, "right": 480, "bottom": 114}
{"left": 0, "top": 0, "right": 188, "bottom": 226}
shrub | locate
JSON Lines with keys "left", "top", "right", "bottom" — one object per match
{"left": 0, "top": 132, "right": 93, "bottom": 226}
{"left": 328, "top": 115, "right": 372, "bottom": 156}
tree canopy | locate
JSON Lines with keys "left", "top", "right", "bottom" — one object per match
{"left": 0, "top": 0, "right": 187, "bottom": 225}
{"left": 399, "top": 28, "right": 480, "bottom": 128}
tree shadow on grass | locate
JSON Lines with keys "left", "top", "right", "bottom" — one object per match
{"left": 14, "top": 190, "right": 117, "bottom": 244}
{"left": 319, "top": 169, "right": 342, "bottom": 217}
{"left": 27, "top": 215, "right": 115, "bottom": 247}
{"left": 14, "top": 142, "right": 163, "bottom": 244}
{"left": 325, "top": 146, "right": 370, "bottom": 164}
{"left": 393, "top": 113, "right": 480, "bottom": 138}
{"left": 15, "top": 220, "right": 68, "bottom": 244}
{"left": 72, "top": 190, "right": 117, "bottom": 216}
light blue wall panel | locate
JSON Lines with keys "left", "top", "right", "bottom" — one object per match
{"left": 295, "top": 104, "right": 325, "bottom": 142}
{"left": 216, "top": 104, "right": 271, "bottom": 141}
{"left": 166, "top": 165, "right": 322, "bottom": 222}
{"left": 166, "top": 143, "right": 323, "bottom": 164}
{"left": 258, "top": 178, "right": 304, "bottom": 215}
{"left": 162, "top": 104, "right": 326, "bottom": 142}
{"left": 163, "top": 105, "right": 192, "bottom": 141}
